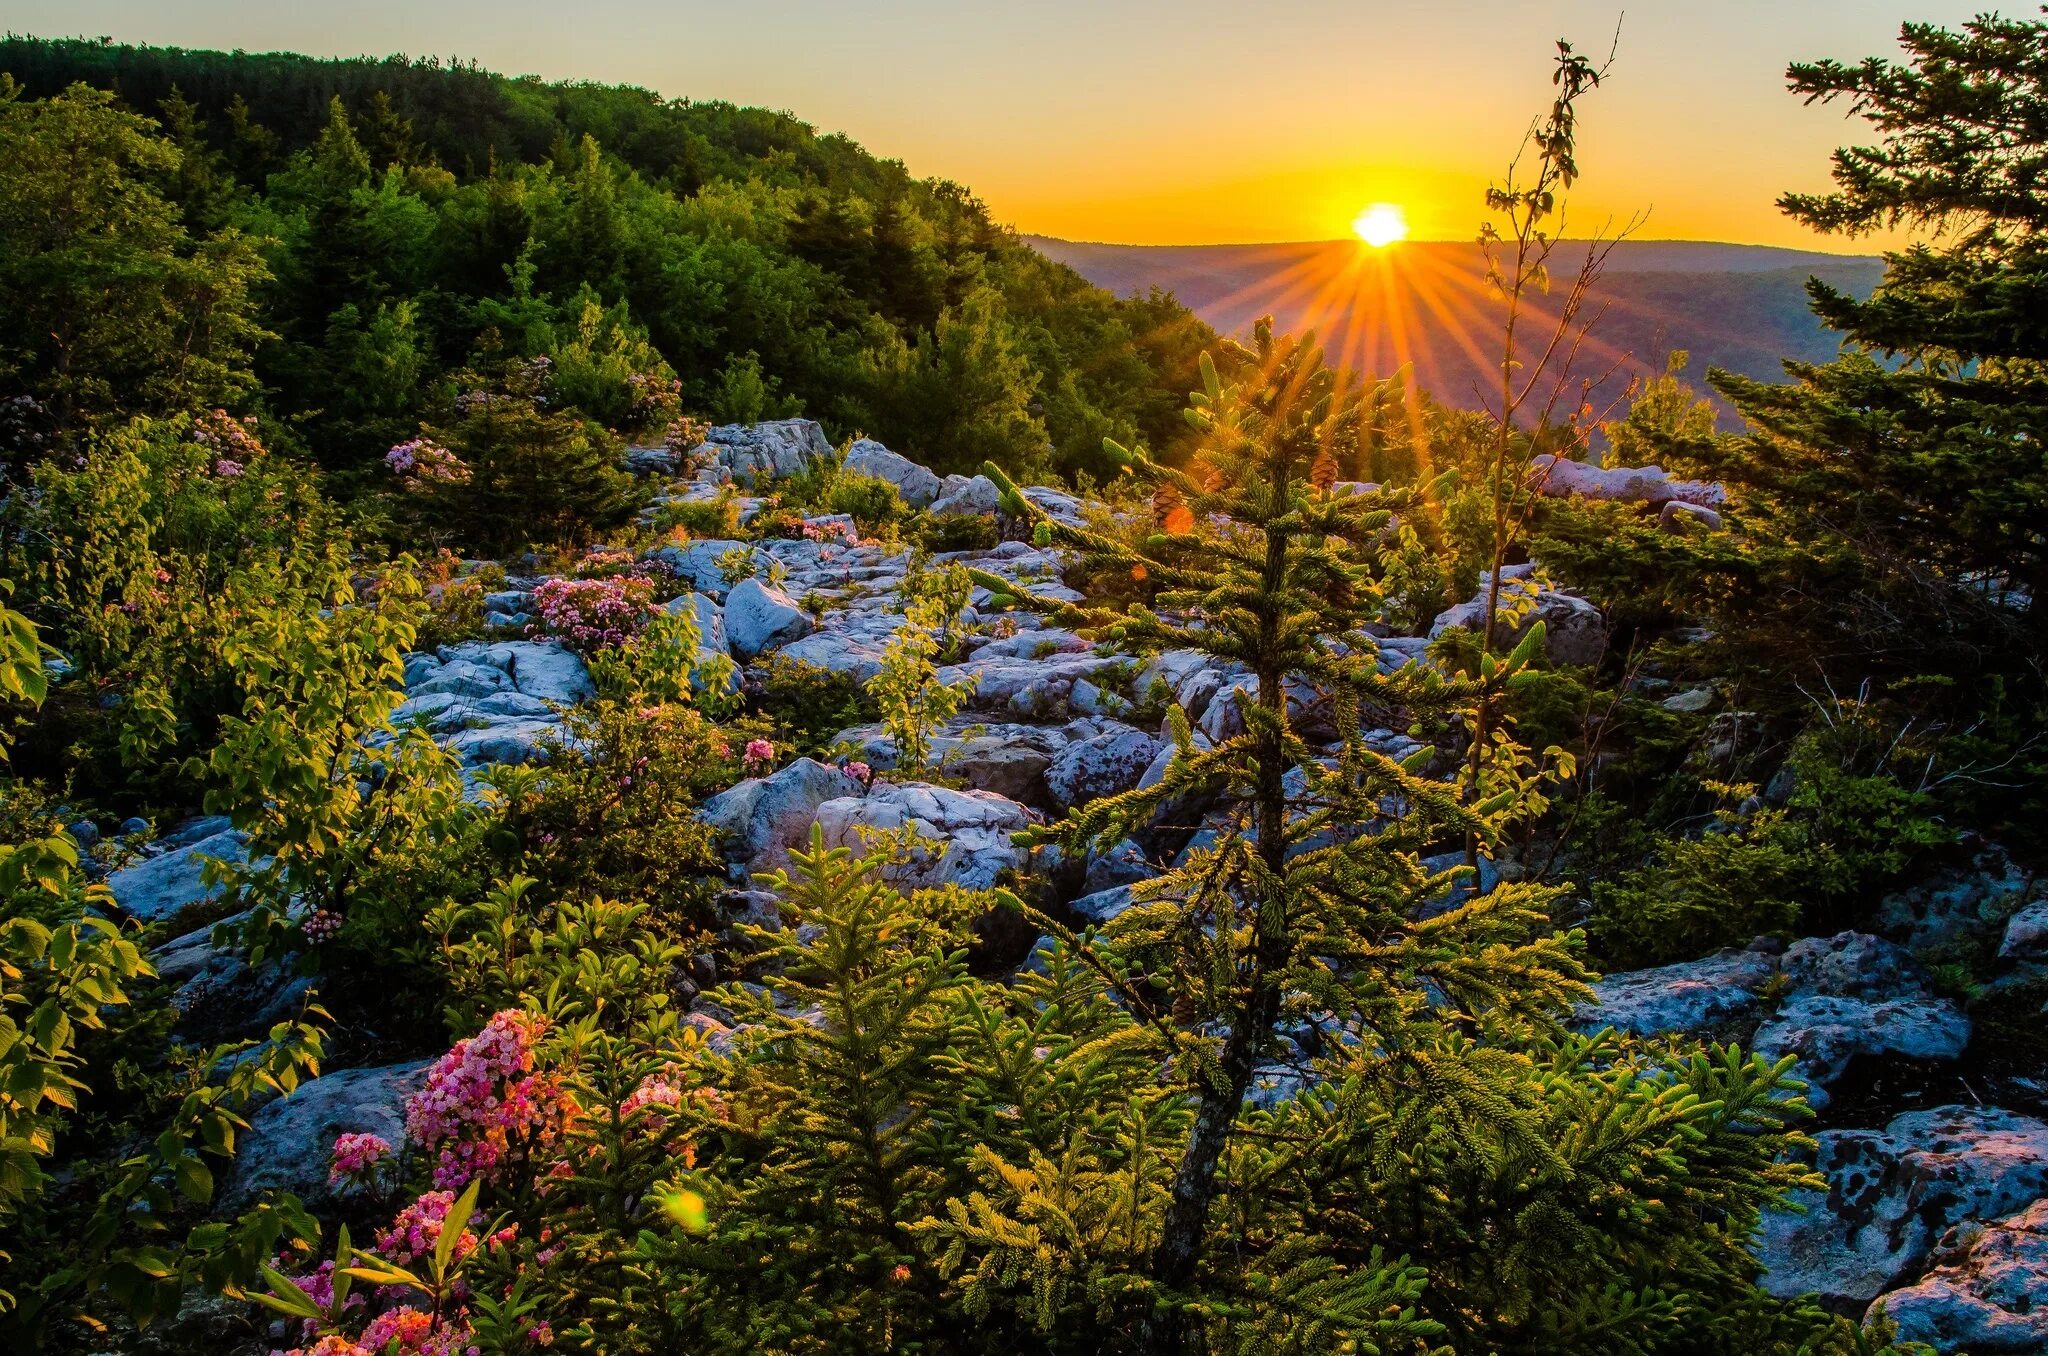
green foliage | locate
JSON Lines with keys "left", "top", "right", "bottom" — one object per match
{"left": 750, "top": 653, "right": 875, "bottom": 758}
{"left": 0, "top": 79, "right": 269, "bottom": 449}
{"left": 872, "top": 563, "right": 977, "bottom": 777}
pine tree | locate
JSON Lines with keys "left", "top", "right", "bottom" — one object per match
{"left": 974, "top": 320, "right": 1588, "bottom": 1351}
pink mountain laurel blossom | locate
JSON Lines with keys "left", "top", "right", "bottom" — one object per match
{"left": 328, "top": 1131, "right": 393, "bottom": 1190}
{"left": 528, "top": 576, "right": 657, "bottom": 653}
{"left": 404, "top": 1009, "right": 569, "bottom": 1189}
{"left": 384, "top": 437, "right": 472, "bottom": 486}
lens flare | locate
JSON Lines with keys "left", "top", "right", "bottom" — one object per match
{"left": 1352, "top": 202, "right": 1408, "bottom": 247}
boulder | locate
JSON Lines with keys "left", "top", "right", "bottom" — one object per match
{"left": 1021, "top": 485, "right": 1090, "bottom": 528}
{"left": 1529, "top": 453, "right": 1725, "bottom": 507}
{"left": 836, "top": 720, "right": 1067, "bottom": 806}
{"left": 843, "top": 438, "right": 942, "bottom": 509}
{"left": 1878, "top": 844, "right": 2040, "bottom": 957}
{"left": 724, "top": 578, "right": 813, "bottom": 661}
{"left": 1581, "top": 933, "right": 1970, "bottom": 1109}
{"left": 1659, "top": 500, "right": 1724, "bottom": 532}
{"left": 224, "top": 1060, "right": 433, "bottom": 1208}
{"left": 698, "top": 758, "right": 857, "bottom": 868}
{"left": 106, "top": 827, "right": 248, "bottom": 924}
{"left": 153, "top": 914, "right": 314, "bottom": 1040}
{"left": 1878, "top": 1197, "right": 2048, "bottom": 1353}
{"left": 485, "top": 640, "right": 598, "bottom": 705}
{"left": 929, "top": 474, "right": 1003, "bottom": 518}
{"left": 814, "top": 782, "right": 1037, "bottom": 891}
{"left": 1070, "top": 883, "right": 1137, "bottom": 925}
{"left": 663, "top": 591, "right": 740, "bottom": 695}
{"left": 699, "top": 419, "right": 834, "bottom": 485}
{"left": 649, "top": 538, "right": 756, "bottom": 599}
{"left": 1751, "top": 932, "right": 1971, "bottom": 1107}
{"left": 2002, "top": 897, "right": 2048, "bottom": 961}
{"left": 1045, "top": 726, "right": 1161, "bottom": 809}
{"left": 1757, "top": 1105, "right": 2048, "bottom": 1306}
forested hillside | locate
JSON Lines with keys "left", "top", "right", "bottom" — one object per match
{"left": 0, "top": 37, "right": 1212, "bottom": 486}
{"left": 1, "top": 15, "right": 2046, "bottom": 1356}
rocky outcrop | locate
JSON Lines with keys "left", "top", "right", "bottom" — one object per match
{"left": 1579, "top": 932, "right": 1971, "bottom": 1109}
{"left": 106, "top": 823, "right": 247, "bottom": 923}
{"left": 1878, "top": 1197, "right": 2048, "bottom": 1353}
{"left": 929, "top": 473, "right": 1003, "bottom": 518}
{"left": 813, "top": 782, "right": 1038, "bottom": 891}
{"left": 697, "top": 757, "right": 857, "bottom": 870}
{"left": 697, "top": 419, "right": 834, "bottom": 485}
{"left": 1429, "top": 566, "right": 1608, "bottom": 667}
{"left": 1757, "top": 1105, "right": 2048, "bottom": 1307}
{"left": 224, "top": 1060, "right": 432, "bottom": 1208}
{"left": 1528, "top": 453, "right": 1725, "bottom": 508}
{"left": 1045, "top": 725, "right": 1161, "bottom": 809}
{"left": 844, "top": 438, "right": 942, "bottom": 508}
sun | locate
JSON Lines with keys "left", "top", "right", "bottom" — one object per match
{"left": 1352, "top": 202, "right": 1408, "bottom": 247}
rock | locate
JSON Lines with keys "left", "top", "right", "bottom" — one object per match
{"left": 1583, "top": 933, "right": 1970, "bottom": 1110}
{"left": 224, "top": 1061, "right": 432, "bottom": 1208}
{"left": 1877, "top": 1197, "right": 2048, "bottom": 1353}
{"left": 1757, "top": 1105, "right": 2048, "bottom": 1306}
{"left": 1878, "top": 844, "right": 2041, "bottom": 957}
{"left": 1429, "top": 570, "right": 1608, "bottom": 667}
{"left": 444, "top": 719, "right": 567, "bottom": 768}
{"left": 1070, "top": 883, "right": 1137, "bottom": 925}
{"left": 649, "top": 538, "right": 755, "bottom": 598}
{"left": 106, "top": 828, "right": 248, "bottom": 924}
{"left": 929, "top": 474, "right": 1003, "bottom": 518}
{"left": 1084, "top": 838, "right": 1155, "bottom": 893}
{"left": 1045, "top": 726, "right": 1161, "bottom": 809}
{"left": 624, "top": 446, "right": 676, "bottom": 476}
{"left": 697, "top": 758, "right": 857, "bottom": 868}
{"left": 699, "top": 419, "right": 834, "bottom": 486}
{"left": 723, "top": 578, "right": 814, "bottom": 661}
{"left": 1660, "top": 685, "right": 1715, "bottom": 713}
{"left": 1659, "top": 500, "right": 1724, "bottom": 532}
{"left": 66, "top": 818, "right": 99, "bottom": 848}
{"left": 937, "top": 651, "right": 1124, "bottom": 721}
{"left": 483, "top": 641, "right": 597, "bottom": 705}
{"left": 835, "top": 719, "right": 1068, "bottom": 806}
{"left": 2002, "top": 898, "right": 2048, "bottom": 961}
{"left": 814, "top": 782, "right": 1037, "bottom": 891}
{"left": 152, "top": 915, "right": 315, "bottom": 1041}
{"left": 1751, "top": 933, "right": 1972, "bottom": 1108}
{"left": 843, "top": 438, "right": 942, "bottom": 508}
{"left": 119, "top": 816, "right": 150, "bottom": 837}
{"left": 663, "top": 591, "right": 740, "bottom": 695}
{"left": 1020, "top": 485, "right": 1090, "bottom": 528}
{"left": 1528, "top": 453, "right": 1725, "bottom": 508}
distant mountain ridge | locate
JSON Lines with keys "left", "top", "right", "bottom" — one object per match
{"left": 1027, "top": 236, "right": 1886, "bottom": 415}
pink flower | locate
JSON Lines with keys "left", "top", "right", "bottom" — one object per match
{"left": 303, "top": 910, "right": 343, "bottom": 944}
{"left": 743, "top": 738, "right": 775, "bottom": 774}
{"left": 385, "top": 437, "right": 470, "bottom": 486}
{"left": 529, "top": 576, "right": 656, "bottom": 653}
{"left": 328, "top": 1131, "right": 392, "bottom": 1187}
{"left": 842, "top": 760, "right": 872, "bottom": 787}
{"left": 404, "top": 1010, "right": 568, "bottom": 1189}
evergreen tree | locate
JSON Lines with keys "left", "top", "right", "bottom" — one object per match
{"left": 961, "top": 322, "right": 1844, "bottom": 1353}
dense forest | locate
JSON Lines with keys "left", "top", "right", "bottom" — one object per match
{"left": 0, "top": 36, "right": 1213, "bottom": 489}
{"left": 1, "top": 14, "right": 2046, "bottom": 1356}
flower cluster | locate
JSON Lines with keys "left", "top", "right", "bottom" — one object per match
{"left": 189, "top": 408, "right": 265, "bottom": 470}
{"left": 329, "top": 1131, "right": 392, "bottom": 1187}
{"left": 358, "top": 1305, "right": 474, "bottom": 1356}
{"left": 742, "top": 738, "right": 776, "bottom": 775}
{"left": 405, "top": 1010, "right": 568, "bottom": 1189}
{"left": 663, "top": 415, "right": 711, "bottom": 457}
{"left": 799, "top": 517, "right": 859, "bottom": 545}
{"left": 572, "top": 546, "right": 639, "bottom": 580}
{"left": 626, "top": 371, "right": 683, "bottom": 423}
{"left": 843, "top": 760, "right": 874, "bottom": 788}
{"left": 529, "top": 576, "right": 656, "bottom": 653}
{"left": 372, "top": 1188, "right": 515, "bottom": 1266}
{"left": 384, "top": 438, "right": 471, "bottom": 486}
{"left": 302, "top": 910, "right": 343, "bottom": 944}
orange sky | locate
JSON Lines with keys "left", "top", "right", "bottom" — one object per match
{"left": 5, "top": 0, "right": 1991, "bottom": 249}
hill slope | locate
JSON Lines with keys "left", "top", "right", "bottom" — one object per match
{"left": 1029, "top": 236, "right": 1885, "bottom": 414}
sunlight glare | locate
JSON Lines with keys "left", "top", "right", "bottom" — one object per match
{"left": 1352, "top": 202, "right": 1408, "bottom": 247}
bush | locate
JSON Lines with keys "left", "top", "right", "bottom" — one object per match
{"left": 912, "top": 512, "right": 999, "bottom": 553}
{"left": 824, "top": 471, "right": 906, "bottom": 536}
{"left": 751, "top": 653, "right": 874, "bottom": 756}
{"left": 651, "top": 493, "right": 742, "bottom": 540}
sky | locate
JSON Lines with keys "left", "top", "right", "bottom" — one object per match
{"left": 0, "top": 0, "right": 2000, "bottom": 248}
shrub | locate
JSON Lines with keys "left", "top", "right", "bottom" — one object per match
{"left": 912, "top": 512, "right": 999, "bottom": 553}
{"left": 751, "top": 653, "right": 874, "bottom": 757}
{"left": 824, "top": 471, "right": 906, "bottom": 536}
